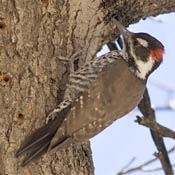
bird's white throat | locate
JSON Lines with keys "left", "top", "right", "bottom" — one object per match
{"left": 135, "top": 55, "right": 155, "bottom": 80}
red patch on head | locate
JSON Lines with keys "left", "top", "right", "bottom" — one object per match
{"left": 150, "top": 48, "right": 164, "bottom": 61}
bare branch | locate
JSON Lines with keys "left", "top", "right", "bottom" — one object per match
{"left": 137, "top": 89, "right": 174, "bottom": 175}
{"left": 135, "top": 116, "right": 175, "bottom": 139}
{"left": 117, "top": 146, "right": 175, "bottom": 175}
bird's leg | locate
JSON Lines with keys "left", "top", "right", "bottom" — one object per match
{"left": 57, "top": 51, "right": 82, "bottom": 74}
{"left": 45, "top": 52, "right": 82, "bottom": 123}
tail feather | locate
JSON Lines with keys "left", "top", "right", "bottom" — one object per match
{"left": 21, "top": 142, "right": 50, "bottom": 167}
{"left": 16, "top": 104, "right": 71, "bottom": 166}
{"left": 16, "top": 125, "right": 51, "bottom": 157}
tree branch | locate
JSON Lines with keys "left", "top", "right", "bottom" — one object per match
{"left": 137, "top": 89, "right": 174, "bottom": 175}
{"left": 117, "top": 146, "right": 175, "bottom": 175}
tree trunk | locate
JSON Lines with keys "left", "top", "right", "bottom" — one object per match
{"left": 0, "top": 0, "right": 175, "bottom": 175}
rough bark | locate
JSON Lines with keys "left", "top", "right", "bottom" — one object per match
{"left": 0, "top": 0, "right": 175, "bottom": 175}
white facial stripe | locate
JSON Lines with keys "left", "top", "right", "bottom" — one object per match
{"left": 135, "top": 55, "right": 155, "bottom": 79}
{"left": 130, "top": 42, "right": 155, "bottom": 80}
{"left": 137, "top": 38, "right": 148, "bottom": 47}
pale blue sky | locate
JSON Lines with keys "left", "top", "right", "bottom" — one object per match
{"left": 91, "top": 13, "right": 175, "bottom": 175}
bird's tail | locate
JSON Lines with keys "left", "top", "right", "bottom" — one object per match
{"left": 16, "top": 104, "right": 71, "bottom": 166}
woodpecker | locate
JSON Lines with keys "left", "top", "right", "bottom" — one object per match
{"left": 16, "top": 19, "right": 164, "bottom": 166}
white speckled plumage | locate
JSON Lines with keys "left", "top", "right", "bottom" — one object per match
{"left": 16, "top": 20, "right": 164, "bottom": 166}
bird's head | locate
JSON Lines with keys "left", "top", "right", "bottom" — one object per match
{"left": 114, "top": 19, "right": 164, "bottom": 80}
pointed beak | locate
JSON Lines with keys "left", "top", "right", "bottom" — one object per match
{"left": 112, "top": 19, "right": 132, "bottom": 39}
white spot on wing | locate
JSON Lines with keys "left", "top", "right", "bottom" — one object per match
{"left": 88, "top": 92, "right": 91, "bottom": 98}
{"left": 80, "top": 96, "right": 83, "bottom": 108}
{"left": 88, "top": 123, "right": 93, "bottom": 128}
{"left": 97, "top": 94, "right": 100, "bottom": 99}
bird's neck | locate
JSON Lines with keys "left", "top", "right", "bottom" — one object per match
{"left": 134, "top": 56, "right": 155, "bottom": 80}
{"left": 126, "top": 54, "right": 154, "bottom": 81}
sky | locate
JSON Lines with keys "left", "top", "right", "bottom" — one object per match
{"left": 90, "top": 12, "right": 175, "bottom": 175}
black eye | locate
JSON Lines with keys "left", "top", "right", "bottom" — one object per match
{"left": 133, "top": 40, "right": 139, "bottom": 46}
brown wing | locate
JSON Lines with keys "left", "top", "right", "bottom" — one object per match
{"left": 49, "top": 59, "right": 146, "bottom": 149}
